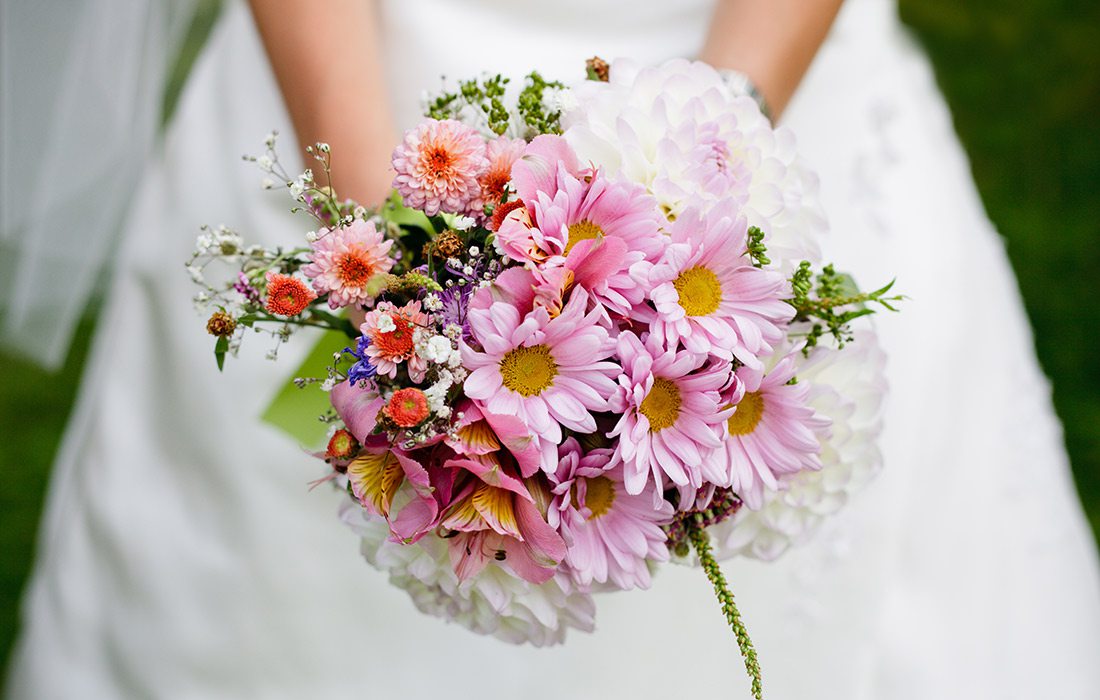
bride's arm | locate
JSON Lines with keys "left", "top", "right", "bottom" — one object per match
{"left": 247, "top": 0, "right": 395, "bottom": 206}
{"left": 699, "top": 0, "right": 844, "bottom": 120}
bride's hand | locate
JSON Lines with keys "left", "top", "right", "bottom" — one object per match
{"left": 248, "top": 0, "right": 396, "bottom": 206}
{"left": 699, "top": 0, "right": 843, "bottom": 120}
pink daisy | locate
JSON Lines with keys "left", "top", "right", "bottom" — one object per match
{"left": 359, "top": 300, "right": 430, "bottom": 382}
{"left": 391, "top": 118, "right": 488, "bottom": 216}
{"left": 461, "top": 279, "right": 619, "bottom": 456}
{"left": 302, "top": 220, "right": 394, "bottom": 309}
{"left": 645, "top": 201, "right": 792, "bottom": 368}
{"left": 497, "top": 135, "right": 664, "bottom": 316}
{"left": 608, "top": 331, "right": 732, "bottom": 498}
{"left": 548, "top": 438, "right": 673, "bottom": 590}
{"left": 718, "top": 349, "right": 830, "bottom": 509}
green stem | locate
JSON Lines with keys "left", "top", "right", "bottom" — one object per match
{"left": 687, "top": 519, "right": 763, "bottom": 700}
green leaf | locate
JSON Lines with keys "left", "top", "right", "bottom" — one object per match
{"left": 260, "top": 330, "right": 348, "bottom": 449}
{"left": 381, "top": 190, "right": 434, "bottom": 236}
{"left": 214, "top": 336, "right": 229, "bottom": 372}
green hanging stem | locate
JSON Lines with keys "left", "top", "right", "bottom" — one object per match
{"left": 687, "top": 518, "right": 764, "bottom": 699}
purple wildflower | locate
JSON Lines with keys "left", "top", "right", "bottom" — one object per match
{"left": 344, "top": 336, "right": 377, "bottom": 385}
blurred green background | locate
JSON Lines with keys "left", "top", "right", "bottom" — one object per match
{"left": 2, "top": 0, "right": 1098, "bottom": 682}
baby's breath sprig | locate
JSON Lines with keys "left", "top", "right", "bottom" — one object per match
{"left": 687, "top": 520, "right": 764, "bottom": 700}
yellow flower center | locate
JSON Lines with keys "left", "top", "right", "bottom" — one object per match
{"left": 726, "top": 392, "right": 765, "bottom": 436}
{"left": 499, "top": 345, "right": 558, "bottom": 397}
{"left": 674, "top": 265, "right": 722, "bottom": 317}
{"left": 565, "top": 220, "right": 603, "bottom": 255}
{"left": 572, "top": 476, "right": 616, "bottom": 520}
{"left": 639, "top": 377, "right": 682, "bottom": 432}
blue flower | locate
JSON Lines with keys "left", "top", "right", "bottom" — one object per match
{"left": 344, "top": 336, "right": 377, "bottom": 385}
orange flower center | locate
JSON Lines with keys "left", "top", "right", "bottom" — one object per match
{"left": 336, "top": 252, "right": 375, "bottom": 286}
{"left": 372, "top": 314, "right": 415, "bottom": 358}
{"left": 425, "top": 147, "right": 455, "bottom": 180}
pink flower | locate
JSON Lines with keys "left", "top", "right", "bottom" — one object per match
{"left": 479, "top": 135, "right": 526, "bottom": 209}
{"left": 461, "top": 274, "right": 619, "bottom": 458}
{"left": 608, "top": 331, "right": 732, "bottom": 498}
{"left": 346, "top": 440, "right": 439, "bottom": 544}
{"left": 302, "top": 220, "right": 394, "bottom": 309}
{"left": 263, "top": 272, "right": 316, "bottom": 316}
{"left": 549, "top": 438, "right": 673, "bottom": 590}
{"left": 441, "top": 455, "right": 566, "bottom": 584}
{"left": 498, "top": 135, "right": 664, "bottom": 316}
{"left": 645, "top": 201, "right": 792, "bottom": 368}
{"left": 718, "top": 349, "right": 830, "bottom": 509}
{"left": 391, "top": 118, "right": 488, "bottom": 216}
{"left": 359, "top": 300, "right": 430, "bottom": 382}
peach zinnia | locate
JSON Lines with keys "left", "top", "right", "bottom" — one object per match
{"left": 302, "top": 220, "right": 394, "bottom": 309}
{"left": 359, "top": 300, "right": 430, "bottom": 382}
{"left": 391, "top": 118, "right": 488, "bottom": 216}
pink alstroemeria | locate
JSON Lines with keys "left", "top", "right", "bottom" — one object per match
{"left": 442, "top": 455, "right": 566, "bottom": 584}
{"left": 346, "top": 439, "right": 439, "bottom": 544}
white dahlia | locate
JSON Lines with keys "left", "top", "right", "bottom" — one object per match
{"left": 340, "top": 502, "right": 596, "bottom": 646}
{"left": 708, "top": 328, "right": 887, "bottom": 561}
{"left": 562, "top": 58, "right": 826, "bottom": 269}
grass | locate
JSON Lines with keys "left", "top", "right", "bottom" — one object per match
{"left": 2, "top": 0, "right": 1098, "bottom": 683}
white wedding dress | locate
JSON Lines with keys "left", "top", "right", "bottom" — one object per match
{"left": 8, "top": 0, "right": 1100, "bottom": 698}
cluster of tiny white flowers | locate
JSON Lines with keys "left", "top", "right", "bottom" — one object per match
{"left": 288, "top": 169, "right": 313, "bottom": 199}
{"left": 450, "top": 215, "right": 476, "bottom": 231}
{"left": 422, "top": 293, "right": 443, "bottom": 312}
{"left": 193, "top": 224, "right": 243, "bottom": 257}
{"left": 376, "top": 313, "right": 397, "bottom": 333}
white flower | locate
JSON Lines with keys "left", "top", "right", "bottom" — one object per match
{"left": 194, "top": 234, "right": 214, "bottom": 254}
{"left": 320, "top": 377, "right": 336, "bottom": 392}
{"left": 563, "top": 58, "right": 825, "bottom": 269}
{"left": 261, "top": 177, "right": 275, "bottom": 190}
{"left": 543, "top": 86, "right": 578, "bottom": 114}
{"left": 340, "top": 503, "right": 596, "bottom": 646}
{"left": 186, "top": 265, "right": 204, "bottom": 283}
{"left": 257, "top": 155, "right": 274, "bottom": 173}
{"left": 305, "top": 230, "right": 318, "bottom": 243}
{"left": 422, "top": 293, "right": 443, "bottom": 312}
{"left": 708, "top": 328, "right": 887, "bottom": 561}
{"left": 468, "top": 246, "right": 480, "bottom": 257}
{"left": 451, "top": 215, "right": 476, "bottom": 231}
{"left": 376, "top": 314, "right": 396, "bottom": 333}
{"left": 422, "top": 335, "right": 455, "bottom": 364}
{"left": 264, "top": 131, "right": 278, "bottom": 149}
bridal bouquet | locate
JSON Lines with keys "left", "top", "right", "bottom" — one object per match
{"left": 189, "top": 58, "right": 899, "bottom": 697}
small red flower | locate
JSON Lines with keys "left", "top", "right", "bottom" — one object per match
{"left": 264, "top": 271, "right": 317, "bottom": 316}
{"left": 326, "top": 428, "right": 358, "bottom": 460}
{"left": 384, "top": 388, "right": 430, "bottom": 428}
{"left": 489, "top": 199, "right": 526, "bottom": 232}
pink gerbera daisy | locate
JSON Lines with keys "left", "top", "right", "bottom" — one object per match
{"left": 608, "top": 331, "right": 732, "bottom": 498}
{"left": 718, "top": 349, "right": 830, "bottom": 509}
{"left": 548, "top": 438, "right": 673, "bottom": 590}
{"left": 391, "top": 118, "right": 488, "bottom": 216}
{"left": 461, "top": 279, "right": 619, "bottom": 455}
{"left": 645, "top": 201, "right": 792, "bottom": 368}
{"left": 302, "top": 220, "right": 394, "bottom": 309}
{"left": 497, "top": 135, "right": 664, "bottom": 316}
{"left": 360, "top": 300, "right": 430, "bottom": 382}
